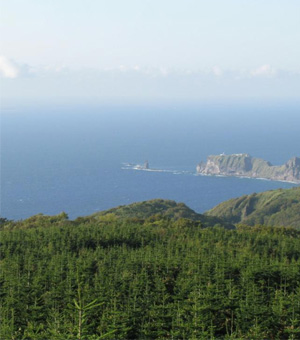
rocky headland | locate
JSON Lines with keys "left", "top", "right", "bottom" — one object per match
{"left": 197, "top": 153, "right": 300, "bottom": 183}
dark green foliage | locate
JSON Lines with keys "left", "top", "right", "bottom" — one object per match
{"left": 206, "top": 186, "right": 300, "bottom": 229}
{"left": 1, "top": 212, "right": 300, "bottom": 339}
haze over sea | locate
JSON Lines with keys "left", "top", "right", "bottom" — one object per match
{"left": 1, "top": 100, "right": 299, "bottom": 220}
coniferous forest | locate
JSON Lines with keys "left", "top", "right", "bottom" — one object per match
{"left": 1, "top": 209, "right": 300, "bottom": 339}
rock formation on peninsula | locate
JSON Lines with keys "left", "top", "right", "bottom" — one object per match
{"left": 197, "top": 154, "right": 300, "bottom": 183}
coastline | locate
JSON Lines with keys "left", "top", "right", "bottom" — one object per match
{"left": 122, "top": 164, "right": 299, "bottom": 184}
{"left": 196, "top": 154, "right": 300, "bottom": 185}
{"left": 196, "top": 172, "right": 300, "bottom": 185}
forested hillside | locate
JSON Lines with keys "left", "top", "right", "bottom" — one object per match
{"left": 206, "top": 186, "right": 300, "bottom": 229}
{"left": 1, "top": 211, "right": 300, "bottom": 339}
{"left": 94, "top": 199, "right": 233, "bottom": 229}
{"left": 96, "top": 199, "right": 199, "bottom": 219}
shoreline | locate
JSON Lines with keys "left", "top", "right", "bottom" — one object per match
{"left": 122, "top": 164, "right": 299, "bottom": 184}
{"left": 196, "top": 172, "right": 300, "bottom": 185}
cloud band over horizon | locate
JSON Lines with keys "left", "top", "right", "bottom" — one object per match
{"left": 1, "top": 56, "right": 300, "bottom": 102}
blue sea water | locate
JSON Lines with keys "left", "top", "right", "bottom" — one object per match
{"left": 1, "top": 101, "right": 299, "bottom": 220}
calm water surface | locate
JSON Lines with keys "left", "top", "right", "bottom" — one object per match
{"left": 1, "top": 102, "right": 299, "bottom": 219}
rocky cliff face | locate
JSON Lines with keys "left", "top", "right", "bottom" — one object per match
{"left": 284, "top": 157, "right": 300, "bottom": 182}
{"left": 197, "top": 154, "right": 300, "bottom": 183}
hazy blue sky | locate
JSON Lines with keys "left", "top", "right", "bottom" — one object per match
{"left": 1, "top": 0, "right": 300, "bottom": 102}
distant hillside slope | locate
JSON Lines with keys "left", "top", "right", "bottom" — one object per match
{"left": 94, "top": 199, "right": 234, "bottom": 228}
{"left": 206, "top": 187, "right": 300, "bottom": 229}
{"left": 0, "top": 199, "right": 234, "bottom": 230}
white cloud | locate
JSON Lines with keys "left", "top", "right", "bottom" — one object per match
{"left": 0, "top": 56, "right": 20, "bottom": 78}
{"left": 250, "top": 64, "right": 276, "bottom": 78}
{"left": 0, "top": 56, "right": 34, "bottom": 78}
{"left": 2, "top": 58, "right": 299, "bottom": 89}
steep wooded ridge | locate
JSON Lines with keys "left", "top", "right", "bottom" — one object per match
{"left": 206, "top": 186, "right": 300, "bottom": 229}
{"left": 197, "top": 153, "right": 300, "bottom": 183}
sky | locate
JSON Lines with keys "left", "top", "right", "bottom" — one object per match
{"left": 1, "top": 0, "right": 300, "bottom": 103}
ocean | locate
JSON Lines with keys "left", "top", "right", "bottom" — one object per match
{"left": 1, "top": 101, "right": 299, "bottom": 220}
